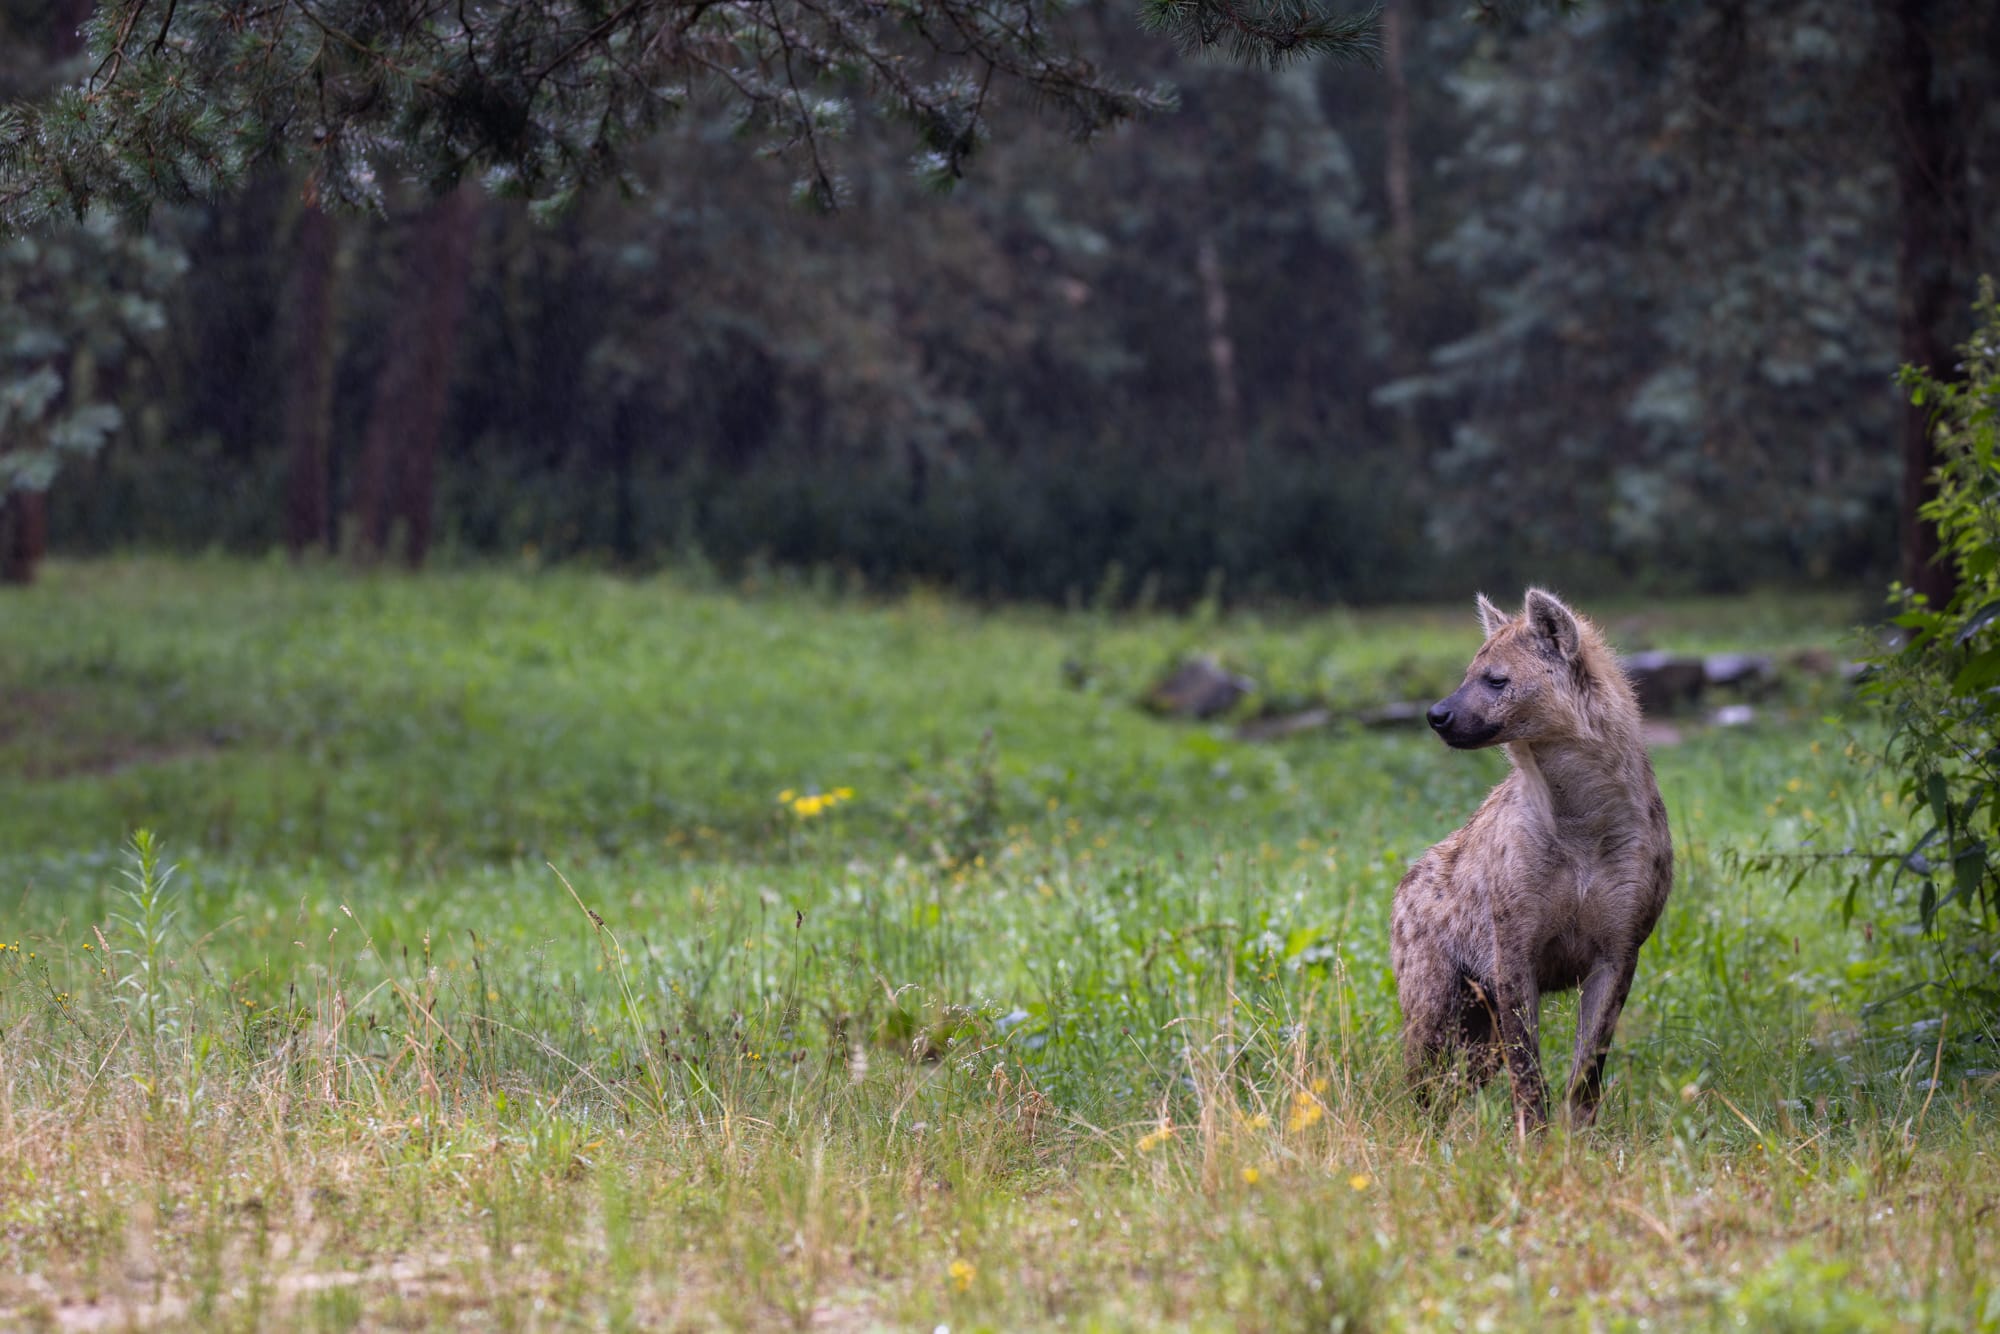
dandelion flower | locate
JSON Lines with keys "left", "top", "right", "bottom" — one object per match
{"left": 1349, "top": 1173, "right": 1371, "bottom": 1192}
{"left": 1241, "top": 1166, "right": 1261, "bottom": 1185}
{"left": 783, "top": 786, "right": 852, "bottom": 819}
{"left": 948, "top": 1258, "right": 976, "bottom": 1292}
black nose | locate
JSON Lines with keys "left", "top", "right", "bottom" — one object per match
{"left": 1427, "top": 703, "right": 1453, "bottom": 731}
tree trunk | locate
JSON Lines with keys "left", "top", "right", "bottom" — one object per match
{"left": 1889, "top": 0, "right": 1969, "bottom": 606}
{"left": 1196, "top": 234, "right": 1244, "bottom": 483}
{"left": 352, "top": 186, "right": 480, "bottom": 566}
{"left": 284, "top": 201, "right": 338, "bottom": 555}
{"left": 1378, "top": 0, "right": 1430, "bottom": 462}
{"left": 1381, "top": 0, "right": 1416, "bottom": 295}
{"left": 0, "top": 492, "right": 47, "bottom": 585}
{"left": 610, "top": 399, "right": 639, "bottom": 562}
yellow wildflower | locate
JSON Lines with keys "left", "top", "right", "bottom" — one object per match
{"left": 1349, "top": 1173, "right": 1371, "bottom": 1192}
{"left": 785, "top": 786, "right": 854, "bottom": 818}
{"left": 1136, "top": 1124, "right": 1175, "bottom": 1154}
{"left": 1241, "top": 1166, "right": 1261, "bottom": 1185}
{"left": 1245, "top": 1112, "right": 1271, "bottom": 1131}
{"left": 948, "top": 1258, "right": 976, "bottom": 1292}
{"left": 1286, "top": 1090, "right": 1324, "bottom": 1133}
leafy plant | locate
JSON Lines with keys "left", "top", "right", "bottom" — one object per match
{"left": 109, "top": 827, "right": 179, "bottom": 1065}
{"left": 897, "top": 729, "right": 1003, "bottom": 869}
{"left": 1865, "top": 278, "right": 2000, "bottom": 1010}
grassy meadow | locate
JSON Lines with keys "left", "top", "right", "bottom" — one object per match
{"left": 0, "top": 558, "right": 1992, "bottom": 1330}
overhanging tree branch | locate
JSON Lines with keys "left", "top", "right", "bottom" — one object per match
{"left": 0, "top": 0, "right": 1374, "bottom": 229}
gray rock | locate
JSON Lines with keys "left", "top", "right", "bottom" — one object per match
{"left": 1702, "top": 653, "right": 1775, "bottom": 689}
{"left": 1621, "top": 651, "right": 1706, "bottom": 716}
{"left": 1144, "top": 655, "right": 1254, "bottom": 719}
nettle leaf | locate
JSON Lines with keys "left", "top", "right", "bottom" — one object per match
{"left": 1957, "top": 599, "right": 2000, "bottom": 645}
{"left": 1951, "top": 842, "right": 1987, "bottom": 908}
{"left": 1950, "top": 647, "right": 2000, "bottom": 696}
{"left": 1927, "top": 773, "right": 1952, "bottom": 834}
{"left": 1892, "top": 610, "right": 1937, "bottom": 630}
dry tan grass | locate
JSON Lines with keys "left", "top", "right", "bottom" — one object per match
{"left": 1, "top": 978, "right": 1994, "bottom": 1331}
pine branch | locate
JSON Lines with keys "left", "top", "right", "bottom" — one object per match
{"left": 1139, "top": 0, "right": 1378, "bottom": 69}
{"left": 0, "top": 0, "right": 1175, "bottom": 230}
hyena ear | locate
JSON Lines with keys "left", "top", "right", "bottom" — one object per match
{"left": 1523, "top": 588, "right": 1581, "bottom": 661}
{"left": 1475, "top": 593, "right": 1510, "bottom": 638}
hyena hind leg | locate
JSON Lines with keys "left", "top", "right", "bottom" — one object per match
{"left": 1402, "top": 972, "right": 1502, "bottom": 1106}
{"left": 1455, "top": 979, "right": 1502, "bottom": 1088}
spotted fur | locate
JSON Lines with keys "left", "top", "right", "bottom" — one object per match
{"left": 1390, "top": 589, "right": 1672, "bottom": 1134}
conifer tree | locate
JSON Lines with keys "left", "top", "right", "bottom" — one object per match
{"left": 0, "top": 0, "right": 1373, "bottom": 229}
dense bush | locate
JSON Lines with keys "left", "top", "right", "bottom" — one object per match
{"left": 54, "top": 430, "right": 1881, "bottom": 608}
{"left": 1867, "top": 279, "right": 2000, "bottom": 1013}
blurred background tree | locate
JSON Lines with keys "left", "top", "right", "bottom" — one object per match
{"left": 0, "top": 0, "right": 184, "bottom": 584}
{"left": 1, "top": 0, "right": 1995, "bottom": 601}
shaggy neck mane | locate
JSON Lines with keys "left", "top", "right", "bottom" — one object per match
{"left": 1506, "top": 619, "right": 1646, "bottom": 828}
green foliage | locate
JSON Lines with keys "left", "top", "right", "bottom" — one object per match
{"left": 1864, "top": 280, "right": 2000, "bottom": 1012}
{"left": 0, "top": 212, "right": 185, "bottom": 501}
{"left": 1382, "top": 0, "right": 1931, "bottom": 579}
{"left": 1727, "top": 1247, "right": 1908, "bottom": 1332}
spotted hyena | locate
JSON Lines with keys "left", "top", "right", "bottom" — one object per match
{"left": 1390, "top": 589, "right": 1672, "bottom": 1134}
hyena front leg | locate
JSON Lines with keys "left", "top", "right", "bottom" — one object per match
{"left": 1566, "top": 953, "right": 1638, "bottom": 1126}
{"left": 1489, "top": 963, "right": 1547, "bottom": 1135}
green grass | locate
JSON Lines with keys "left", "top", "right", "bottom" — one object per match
{"left": 0, "top": 557, "right": 1991, "bottom": 1330}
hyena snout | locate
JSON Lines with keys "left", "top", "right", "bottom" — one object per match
{"left": 1427, "top": 691, "right": 1501, "bottom": 749}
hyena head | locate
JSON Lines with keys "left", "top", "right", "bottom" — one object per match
{"left": 1426, "top": 588, "right": 1593, "bottom": 750}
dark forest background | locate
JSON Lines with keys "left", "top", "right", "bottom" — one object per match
{"left": 4, "top": 0, "right": 1996, "bottom": 605}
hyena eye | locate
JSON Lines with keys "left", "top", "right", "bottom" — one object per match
{"left": 1483, "top": 673, "right": 1509, "bottom": 690}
